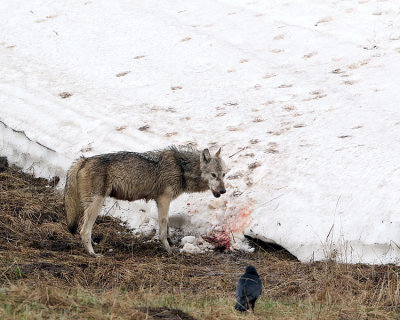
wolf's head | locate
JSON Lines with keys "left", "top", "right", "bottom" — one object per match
{"left": 200, "top": 148, "right": 227, "bottom": 198}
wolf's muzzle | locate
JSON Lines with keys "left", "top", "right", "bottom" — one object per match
{"left": 212, "top": 189, "right": 226, "bottom": 198}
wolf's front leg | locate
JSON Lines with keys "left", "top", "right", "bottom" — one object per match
{"left": 156, "top": 194, "right": 172, "bottom": 254}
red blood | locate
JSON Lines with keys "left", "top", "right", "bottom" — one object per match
{"left": 204, "top": 230, "right": 231, "bottom": 251}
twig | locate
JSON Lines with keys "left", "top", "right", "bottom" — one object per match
{"left": 229, "top": 147, "right": 248, "bottom": 158}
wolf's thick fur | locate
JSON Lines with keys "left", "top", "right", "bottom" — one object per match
{"left": 64, "top": 146, "right": 227, "bottom": 257}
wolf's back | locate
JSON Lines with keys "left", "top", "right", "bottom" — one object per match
{"left": 64, "top": 157, "right": 85, "bottom": 234}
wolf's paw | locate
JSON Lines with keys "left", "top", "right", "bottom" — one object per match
{"left": 89, "top": 252, "right": 103, "bottom": 258}
{"left": 162, "top": 244, "right": 172, "bottom": 255}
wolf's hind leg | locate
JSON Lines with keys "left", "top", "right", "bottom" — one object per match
{"left": 156, "top": 194, "right": 172, "bottom": 254}
{"left": 80, "top": 196, "right": 105, "bottom": 257}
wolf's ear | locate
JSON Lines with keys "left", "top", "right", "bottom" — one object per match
{"left": 201, "top": 149, "right": 211, "bottom": 163}
{"left": 215, "top": 147, "right": 221, "bottom": 158}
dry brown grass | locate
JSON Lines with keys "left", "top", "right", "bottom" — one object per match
{"left": 0, "top": 162, "right": 399, "bottom": 319}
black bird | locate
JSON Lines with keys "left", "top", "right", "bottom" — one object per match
{"left": 234, "top": 265, "right": 262, "bottom": 312}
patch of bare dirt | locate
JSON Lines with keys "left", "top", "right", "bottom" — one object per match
{"left": 139, "top": 307, "right": 196, "bottom": 320}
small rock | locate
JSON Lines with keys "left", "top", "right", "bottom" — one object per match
{"left": 180, "top": 243, "right": 201, "bottom": 254}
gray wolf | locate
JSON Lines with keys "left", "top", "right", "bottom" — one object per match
{"left": 64, "top": 146, "right": 227, "bottom": 257}
{"left": 234, "top": 266, "right": 262, "bottom": 312}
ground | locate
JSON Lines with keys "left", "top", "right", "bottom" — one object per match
{"left": 0, "top": 160, "right": 399, "bottom": 319}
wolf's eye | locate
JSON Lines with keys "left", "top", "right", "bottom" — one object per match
{"left": 222, "top": 173, "right": 225, "bottom": 177}
{"left": 211, "top": 173, "right": 217, "bottom": 178}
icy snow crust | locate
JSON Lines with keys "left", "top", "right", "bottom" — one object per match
{"left": 1, "top": 0, "right": 400, "bottom": 264}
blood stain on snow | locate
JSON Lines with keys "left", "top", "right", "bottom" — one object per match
{"left": 230, "top": 207, "right": 253, "bottom": 234}
{"left": 204, "top": 207, "right": 253, "bottom": 251}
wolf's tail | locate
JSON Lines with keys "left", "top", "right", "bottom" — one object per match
{"left": 64, "top": 157, "right": 85, "bottom": 234}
